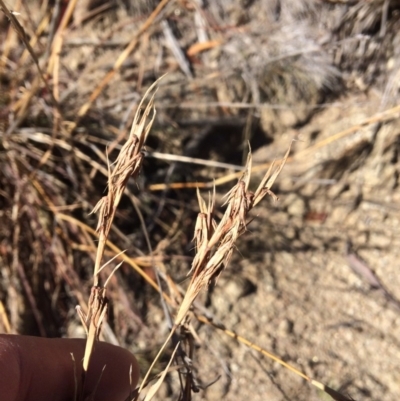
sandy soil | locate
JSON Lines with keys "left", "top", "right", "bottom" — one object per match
{"left": 192, "top": 96, "right": 400, "bottom": 401}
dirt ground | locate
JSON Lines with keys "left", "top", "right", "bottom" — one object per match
{"left": 192, "top": 95, "right": 400, "bottom": 401}
{"left": 1, "top": 1, "right": 400, "bottom": 400}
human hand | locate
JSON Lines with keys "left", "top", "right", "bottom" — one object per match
{"left": 0, "top": 334, "right": 139, "bottom": 401}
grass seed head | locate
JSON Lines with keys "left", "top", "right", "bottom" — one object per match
{"left": 174, "top": 148, "right": 290, "bottom": 326}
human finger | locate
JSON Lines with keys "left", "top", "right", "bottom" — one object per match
{"left": 0, "top": 335, "right": 140, "bottom": 401}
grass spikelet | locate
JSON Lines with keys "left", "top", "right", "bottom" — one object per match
{"left": 138, "top": 145, "right": 291, "bottom": 396}
{"left": 174, "top": 146, "right": 290, "bottom": 326}
{"left": 77, "top": 77, "right": 162, "bottom": 397}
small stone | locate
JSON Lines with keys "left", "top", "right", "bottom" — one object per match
{"left": 368, "top": 232, "right": 391, "bottom": 248}
{"left": 278, "top": 319, "right": 293, "bottom": 336}
{"left": 286, "top": 194, "right": 306, "bottom": 217}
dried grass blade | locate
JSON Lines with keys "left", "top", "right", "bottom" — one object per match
{"left": 143, "top": 342, "right": 180, "bottom": 401}
{"left": 0, "top": 301, "right": 11, "bottom": 333}
{"left": 198, "top": 314, "right": 353, "bottom": 401}
{"left": 70, "top": 1, "right": 171, "bottom": 132}
{"left": 138, "top": 328, "right": 176, "bottom": 394}
{"left": 311, "top": 380, "right": 354, "bottom": 401}
{"left": 96, "top": 250, "right": 127, "bottom": 275}
{"left": 253, "top": 143, "right": 291, "bottom": 206}
{"left": 0, "top": 0, "right": 58, "bottom": 110}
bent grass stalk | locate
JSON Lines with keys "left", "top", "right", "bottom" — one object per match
{"left": 138, "top": 147, "right": 291, "bottom": 397}
{"left": 77, "top": 77, "right": 161, "bottom": 396}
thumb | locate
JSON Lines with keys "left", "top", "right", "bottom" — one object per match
{"left": 0, "top": 335, "right": 140, "bottom": 401}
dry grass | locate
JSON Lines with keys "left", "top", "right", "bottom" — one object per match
{"left": 1, "top": 1, "right": 400, "bottom": 400}
{"left": 74, "top": 81, "right": 350, "bottom": 399}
